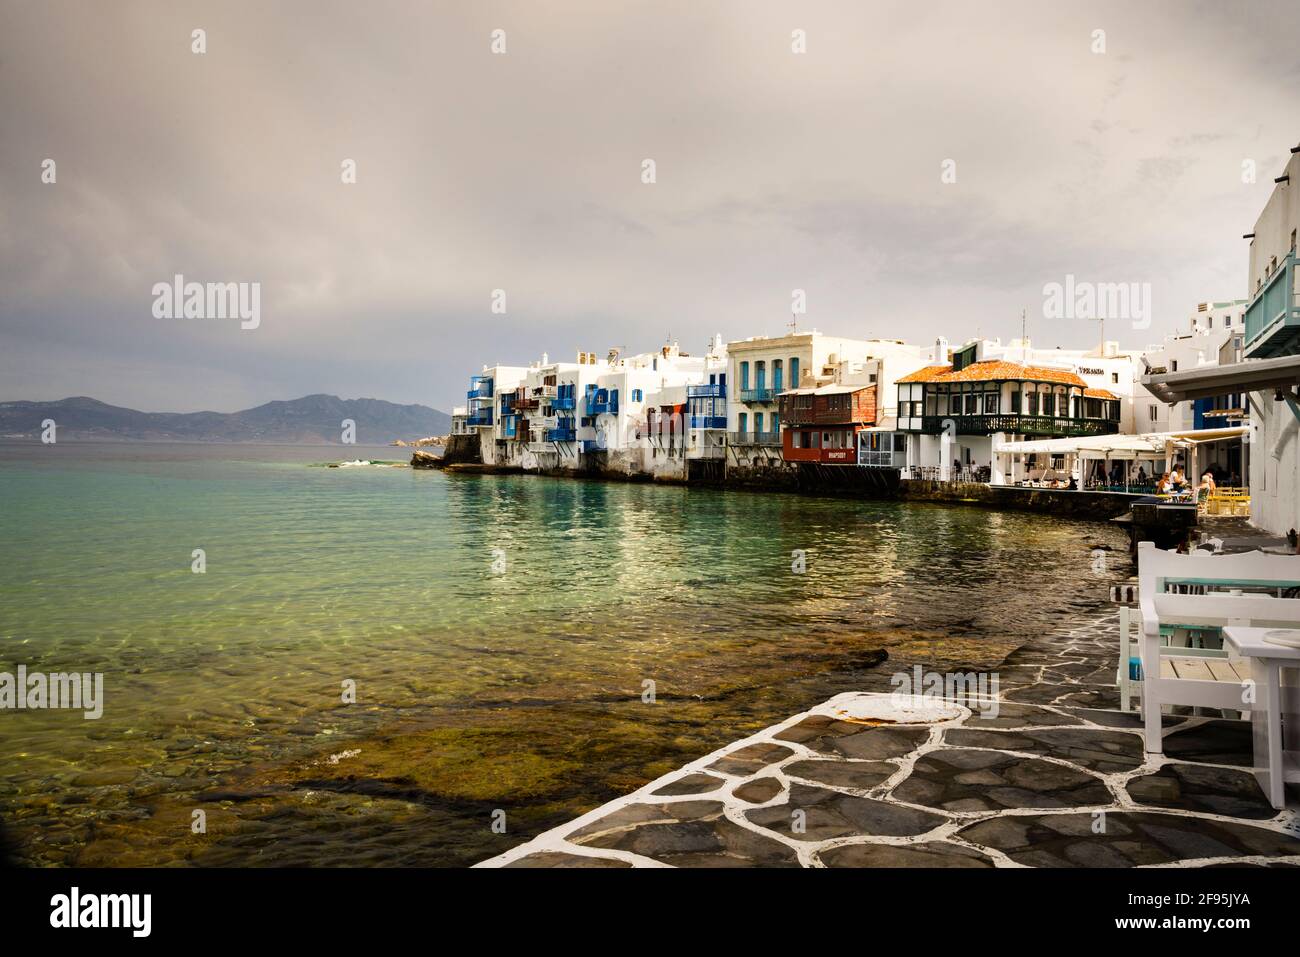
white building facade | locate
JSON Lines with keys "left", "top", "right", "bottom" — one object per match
{"left": 724, "top": 331, "right": 926, "bottom": 470}
{"left": 1242, "top": 149, "right": 1300, "bottom": 535}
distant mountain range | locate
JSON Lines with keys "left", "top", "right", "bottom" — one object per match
{"left": 0, "top": 395, "right": 452, "bottom": 444}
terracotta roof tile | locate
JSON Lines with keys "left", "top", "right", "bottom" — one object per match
{"left": 1084, "top": 387, "right": 1118, "bottom": 400}
{"left": 897, "top": 360, "right": 1088, "bottom": 387}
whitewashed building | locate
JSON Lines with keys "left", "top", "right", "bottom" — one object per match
{"left": 450, "top": 406, "right": 470, "bottom": 436}
{"left": 467, "top": 337, "right": 730, "bottom": 478}
{"left": 724, "top": 331, "right": 919, "bottom": 470}
{"left": 596, "top": 336, "right": 729, "bottom": 479}
{"left": 1142, "top": 144, "right": 1300, "bottom": 536}
{"left": 898, "top": 338, "right": 1124, "bottom": 482}
{"left": 1137, "top": 301, "right": 1249, "bottom": 484}
{"left": 466, "top": 364, "right": 528, "bottom": 464}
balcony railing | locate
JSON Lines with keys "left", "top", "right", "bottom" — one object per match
{"left": 726, "top": 431, "right": 781, "bottom": 446}
{"left": 551, "top": 396, "right": 577, "bottom": 411}
{"left": 687, "top": 383, "right": 727, "bottom": 399}
{"left": 466, "top": 410, "right": 494, "bottom": 427}
{"left": 589, "top": 398, "right": 619, "bottom": 415}
{"left": 911, "top": 414, "right": 1117, "bottom": 438}
{"left": 783, "top": 410, "right": 871, "bottom": 427}
{"left": 902, "top": 466, "right": 990, "bottom": 483}
{"left": 467, "top": 377, "right": 493, "bottom": 399}
{"left": 738, "top": 387, "right": 775, "bottom": 403}
{"left": 1244, "top": 251, "right": 1300, "bottom": 359}
{"left": 688, "top": 415, "right": 728, "bottom": 430}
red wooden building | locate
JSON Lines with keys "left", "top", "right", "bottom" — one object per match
{"left": 778, "top": 384, "right": 878, "bottom": 464}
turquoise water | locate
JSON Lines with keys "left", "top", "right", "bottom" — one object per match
{"left": 0, "top": 442, "right": 1129, "bottom": 866}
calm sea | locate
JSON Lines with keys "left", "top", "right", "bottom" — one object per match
{"left": 0, "top": 441, "right": 1128, "bottom": 866}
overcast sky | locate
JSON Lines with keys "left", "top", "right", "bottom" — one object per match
{"left": 2, "top": 0, "right": 1299, "bottom": 413}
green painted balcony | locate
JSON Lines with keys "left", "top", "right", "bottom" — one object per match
{"left": 1244, "top": 252, "right": 1300, "bottom": 359}
{"left": 914, "top": 414, "right": 1117, "bottom": 438}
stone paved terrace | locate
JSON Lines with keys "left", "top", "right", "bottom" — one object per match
{"left": 480, "top": 611, "right": 1300, "bottom": 868}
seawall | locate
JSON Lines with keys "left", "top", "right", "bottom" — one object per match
{"left": 896, "top": 480, "right": 1143, "bottom": 520}
{"left": 426, "top": 439, "right": 1145, "bottom": 523}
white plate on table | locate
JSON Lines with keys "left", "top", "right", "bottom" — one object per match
{"left": 1262, "top": 629, "right": 1300, "bottom": 648}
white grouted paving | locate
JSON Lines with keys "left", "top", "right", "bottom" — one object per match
{"left": 479, "top": 611, "right": 1300, "bottom": 868}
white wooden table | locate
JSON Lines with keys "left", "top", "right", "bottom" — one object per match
{"left": 1223, "top": 626, "right": 1300, "bottom": 809}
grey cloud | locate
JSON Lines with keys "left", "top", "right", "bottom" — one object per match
{"left": 2, "top": 0, "right": 1299, "bottom": 412}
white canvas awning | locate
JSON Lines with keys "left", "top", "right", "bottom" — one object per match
{"left": 995, "top": 427, "right": 1247, "bottom": 459}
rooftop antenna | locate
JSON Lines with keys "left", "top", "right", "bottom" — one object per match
{"left": 1091, "top": 315, "right": 1106, "bottom": 355}
{"left": 788, "top": 312, "right": 798, "bottom": 335}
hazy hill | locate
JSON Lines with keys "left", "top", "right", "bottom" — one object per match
{"left": 0, "top": 394, "right": 452, "bottom": 444}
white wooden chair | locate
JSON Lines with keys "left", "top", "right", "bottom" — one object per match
{"left": 1137, "top": 541, "right": 1300, "bottom": 754}
{"left": 1118, "top": 607, "right": 1237, "bottom": 714}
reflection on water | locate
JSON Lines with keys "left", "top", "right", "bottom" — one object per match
{"left": 0, "top": 442, "right": 1129, "bottom": 866}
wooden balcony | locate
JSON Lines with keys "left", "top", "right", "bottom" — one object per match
{"left": 912, "top": 414, "right": 1118, "bottom": 438}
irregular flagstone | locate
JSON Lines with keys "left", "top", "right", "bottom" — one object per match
{"left": 963, "top": 702, "right": 1082, "bottom": 730}
{"left": 1073, "top": 709, "right": 1187, "bottom": 731}
{"left": 1002, "top": 682, "right": 1080, "bottom": 705}
{"left": 782, "top": 759, "right": 895, "bottom": 791}
{"left": 1126, "top": 763, "right": 1279, "bottom": 820}
{"left": 775, "top": 717, "right": 929, "bottom": 761}
{"left": 1053, "top": 688, "right": 1122, "bottom": 709}
{"left": 732, "top": 777, "right": 784, "bottom": 804}
{"left": 993, "top": 664, "right": 1053, "bottom": 685}
{"left": 771, "top": 713, "right": 865, "bottom": 743}
{"left": 503, "top": 851, "right": 632, "bottom": 868}
{"left": 892, "top": 748, "right": 1112, "bottom": 812}
{"left": 568, "top": 799, "right": 801, "bottom": 867}
{"left": 1045, "top": 661, "right": 1104, "bottom": 679}
{"left": 746, "top": 782, "right": 945, "bottom": 841}
{"left": 819, "top": 840, "right": 995, "bottom": 868}
{"left": 1160, "top": 720, "right": 1253, "bottom": 768}
{"left": 566, "top": 800, "right": 716, "bottom": 840}
{"left": 942, "top": 726, "right": 1143, "bottom": 774}
{"left": 958, "top": 811, "right": 1300, "bottom": 867}
{"left": 706, "top": 742, "right": 793, "bottom": 776}
{"left": 651, "top": 772, "right": 726, "bottom": 796}
{"left": 479, "top": 608, "right": 1300, "bottom": 869}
